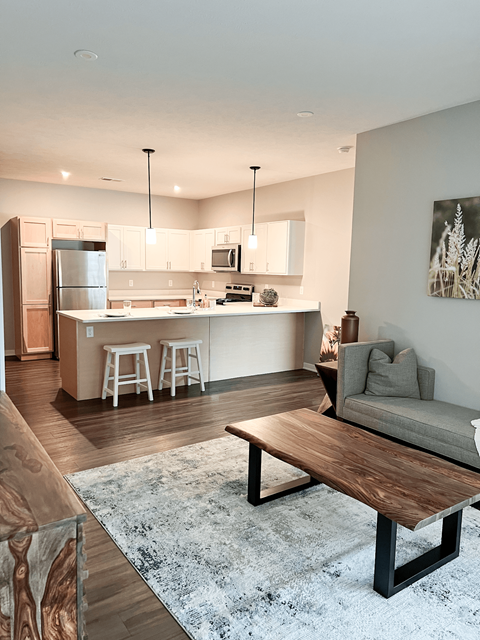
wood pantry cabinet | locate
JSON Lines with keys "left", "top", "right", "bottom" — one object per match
{"left": 11, "top": 217, "right": 54, "bottom": 360}
{"left": 107, "top": 225, "right": 146, "bottom": 270}
{"left": 192, "top": 229, "right": 215, "bottom": 271}
{"left": 53, "top": 219, "right": 106, "bottom": 241}
{"left": 18, "top": 217, "right": 51, "bottom": 247}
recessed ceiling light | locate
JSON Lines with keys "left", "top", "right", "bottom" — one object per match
{"left": 61, "top": 171, "right": 70, "bottom": 179}
{"left": 74, "top": 50, "right": 98, "bottom": 61}
{"left": 174, "top": 185, "right": 181, "bottom": 192}
{"left": 99, "top": 177, "right": 124, "bottom": 182}
{"left": 297, "top": 111, "right": 314, "bottom": 118}
{"left": 337, "top": 146, "right": 354, "bottom": 154}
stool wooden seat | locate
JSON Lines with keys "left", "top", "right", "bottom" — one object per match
{"left": 158, "top": 338, "right": 205, "bottom": 397}
{"left": 102, "top": 342, "right": 154, "bottom": 407}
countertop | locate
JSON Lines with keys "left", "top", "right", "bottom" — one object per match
{"left": 58, "top": 301, "right": 320, "bottom": 324}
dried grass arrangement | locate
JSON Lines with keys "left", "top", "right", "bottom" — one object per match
{"left": 428, "top": 198, "right": 480, "bottom": 299}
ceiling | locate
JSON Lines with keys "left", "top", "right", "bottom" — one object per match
{"left": 1, "top": 0, "right": 480, "bottom": 200}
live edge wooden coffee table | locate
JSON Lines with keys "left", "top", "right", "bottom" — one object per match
{"left": 225, "top": 408, "right": 480, "bottom": 598}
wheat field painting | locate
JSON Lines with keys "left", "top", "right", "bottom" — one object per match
{"left": 428, "top": 196, "right": 480, "bottom": 299}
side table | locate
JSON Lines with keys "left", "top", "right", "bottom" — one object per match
{"left": 314, "top": 360, "right": 338, "bottom": 418}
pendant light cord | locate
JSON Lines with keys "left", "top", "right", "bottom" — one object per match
{"left": 147, "top": 151, "right": 152, "bottom": 229}
{"left": 250, "top": 166, "right": 260, "bottom": 235}
{"left": 143, "top": 148, "right": 155, "bottom": 230}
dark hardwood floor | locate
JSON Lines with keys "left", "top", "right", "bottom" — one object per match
{"left": 5, "top": 359, "right": 323, "bottom": 640}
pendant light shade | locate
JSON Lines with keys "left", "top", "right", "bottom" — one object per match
{"left": 143, "top": 148, "right": 156, "bottom": 245}
{"left": 249, "top": 166, "right": 260, "bottom": 250}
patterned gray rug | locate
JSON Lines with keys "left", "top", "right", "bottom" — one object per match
{"left": 66, "top": 436, "right": 480, "bottom": 640}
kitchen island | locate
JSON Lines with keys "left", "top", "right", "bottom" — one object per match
{"left": 58, "top": 301, "right": 320, "bottom": 400}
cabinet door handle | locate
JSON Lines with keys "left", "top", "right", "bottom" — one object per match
{"left": 81, "top": 229, "right": 84, "bottom": 239}
{"left": 125, "top": 259, "right": 127, "bottom": 269}
{"left": 266, "top": 262, "right": 269, "bottom": 272}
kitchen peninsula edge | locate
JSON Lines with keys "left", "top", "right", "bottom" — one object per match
{"left": 58, "top": 302, "right": 320, "bottom": 401}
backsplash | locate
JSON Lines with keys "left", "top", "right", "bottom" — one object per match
{"left": 109, "top": 270, "right": 305, "bottom": 301}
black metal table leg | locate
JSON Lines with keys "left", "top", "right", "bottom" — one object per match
{"left": 247, "top": 443, "right": 320, "bottom": 507}
{"left": 374, "top": 510, "right": 462, "bottom": 598}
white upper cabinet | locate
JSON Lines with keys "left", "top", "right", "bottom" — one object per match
{"left": 168, "top": 229, "right": 191, "bottom": 271}
{"left": 53, "top": 219, "right": 106, "bottom": 241}
{"left": 145, "top": 229, "right": 191, "bottom": 271}
{"left": 108, "top": 225, "right": 145, "bottom": 271}
{"left": 265, "top": 220, "right": 305, "bottom": 276}
{"left": 192, "top": 229, "right": 215, "bottom": 272}
{"left": 215, "top": 226, "right": 241, "bottom": 245}
{"left": 145, "top": 229, "right": 168, "bottom": 270}
{"left": 107, "top": 225, "right": 123, "bottom": 270}
{"left": 241, "top": 224, "right": 267, "bottom": 274}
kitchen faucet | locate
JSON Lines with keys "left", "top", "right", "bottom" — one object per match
{"left": 192, "top": 280, "right": 200, "bottom": 309}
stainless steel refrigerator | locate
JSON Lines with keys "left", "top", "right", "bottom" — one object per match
{"left": 54, "top": 250, "right": 108, "bottom": 358}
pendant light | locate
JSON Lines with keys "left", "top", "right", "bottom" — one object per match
{"left": 143, "top": 148, "right": 156, "bottom": 244}
{"left": 248, "top": 166, "right": 260, "bottom": 249}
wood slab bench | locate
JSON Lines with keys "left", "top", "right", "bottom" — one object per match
{"left": 0, "top": 391, "right": 87, "bottom": 639}
{"left": 226, "top": 408, "right": 480, "bottom": 598}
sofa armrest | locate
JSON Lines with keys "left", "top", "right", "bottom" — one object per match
{"left": 337, "top": 339, "right": 394, "bottom": 418}
{"left": 417, "top": 365, "right": 435, "bottom": 400}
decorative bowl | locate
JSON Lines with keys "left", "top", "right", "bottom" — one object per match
{"left": 259, "top": 288, "right": 279, "bottom": 306}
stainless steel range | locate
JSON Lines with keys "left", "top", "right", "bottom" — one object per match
{"left": 216, "top": 283, "right": 254, "bottom": 305}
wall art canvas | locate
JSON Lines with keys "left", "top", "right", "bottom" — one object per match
{"left": 428, "top": 196, "right": 480, "bottom": 299}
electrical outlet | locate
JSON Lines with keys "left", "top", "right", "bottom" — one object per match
{"left": 299, "top": 286, "right": 304, "bottom": 295}
{"left": 129, "top": 280, "right": 133, "bottom": 287}
{"left": 169, "top": 280, "right": 173, "bottom": 287}
{"left": 212, "top": 281, "right": 215, "bottom": 289}
{"left": 86, "top": 326, "right": 94, "bottom": 338}
{"left": 265, "top": 284, "right": 269, "bottom": 289}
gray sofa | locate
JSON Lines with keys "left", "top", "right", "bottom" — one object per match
{"left": 337, "top": 339, "right": 480, "bottom": 470}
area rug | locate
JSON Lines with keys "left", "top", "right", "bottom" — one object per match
{"left": 66, "top": 436, "right": 480, "bottom": 640}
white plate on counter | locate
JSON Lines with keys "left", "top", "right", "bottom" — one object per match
{"left": 168, "top": 308, "right": 195, "bottom": 315}
{"left": 103, "top": 311, "right": 129, "bottom": 318}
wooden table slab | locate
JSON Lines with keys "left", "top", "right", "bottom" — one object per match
{"left": 226, "top": 408, "right": 480, "bottom": 531}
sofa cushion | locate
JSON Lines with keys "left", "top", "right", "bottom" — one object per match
{"left": 345, "top": 394, "right": 479, "bottom": 452}
{"left": 365, "top": 348, "right": 420, "bottom": 398}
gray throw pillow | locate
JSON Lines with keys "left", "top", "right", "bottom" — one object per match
{"left": 365, "top": 348, "right": 420, "bottom": 398}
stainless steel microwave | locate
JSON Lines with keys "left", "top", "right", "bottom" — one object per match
{"left": 211, "top": 244, "right": 241, "bottom": 272}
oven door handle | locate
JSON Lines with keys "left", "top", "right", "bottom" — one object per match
{"left": 228, "top": 249, "right": 234, "bottom": 268}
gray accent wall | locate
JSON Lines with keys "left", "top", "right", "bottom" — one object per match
{"left": 349, "top": 100, "right": 480, "bottom": 410}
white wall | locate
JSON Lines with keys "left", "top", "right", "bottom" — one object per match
{"left": 0, "top": 178, "right": 199, "bottom": 353}
{"left": 199, "top": 168, "right": 355, "bottom": 364}
{"left": 349, "top": 100, "right": 480, "bottom": 409}
{"left": 0, "top": 240, "right": 5, "bottom": 391}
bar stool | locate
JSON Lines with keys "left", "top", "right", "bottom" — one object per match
{"left": 102, "top": 342, "right": 154, "bottom": 407}
{"left": 158, "top": 338, "right": 205, "bottom": 397}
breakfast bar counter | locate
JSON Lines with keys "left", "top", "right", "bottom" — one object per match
{"left": 58, "top": 301, "right": 320, "bottom": 400}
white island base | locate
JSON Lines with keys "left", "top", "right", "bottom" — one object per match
{"left": 58, "top": 305, "right": 318, "bottom": 400}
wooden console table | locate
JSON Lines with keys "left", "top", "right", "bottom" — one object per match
{"left": 0, "top": 392, "right": 87, "bottom": 639}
